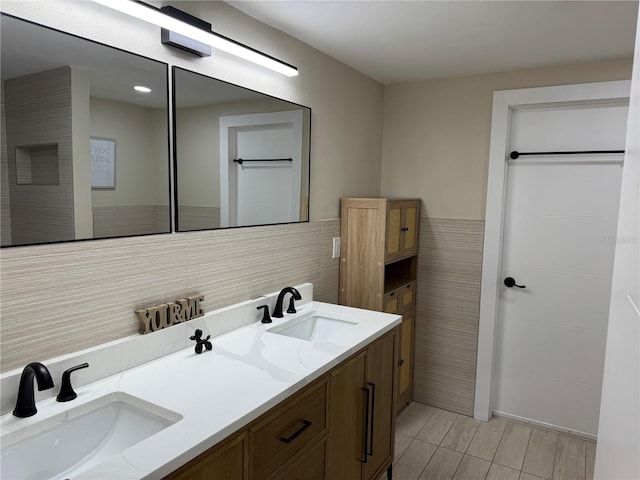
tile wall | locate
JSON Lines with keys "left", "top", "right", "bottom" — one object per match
{"left": 2, "top": 212, "right": 484, "bottom": 418}
{"left": 414, "top": 217, "right": 485, "bottom": 416}
{"left": 0, "top": 219, "right": 340, "bottom": 373}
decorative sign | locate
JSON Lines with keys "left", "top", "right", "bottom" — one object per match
{"left": 136, "top": 295, "right": 205, "bottom": 335}
{"left": 90, "top": 137, "right": 116, "bottom": 189}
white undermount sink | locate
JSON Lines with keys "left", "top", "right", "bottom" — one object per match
{"left": 0, "top": 392, "right": 182, "bottom": 480}
{"left": 268, "top": 313, "right": 357, "bottom": 342}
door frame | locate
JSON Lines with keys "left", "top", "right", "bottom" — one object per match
{"left": 474, "top": 80, "right": 631, "bottom": 421}
{"left": 219, "top": 109, "right": 303, "bottom": 228}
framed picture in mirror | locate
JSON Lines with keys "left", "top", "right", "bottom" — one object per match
{"left": 90, "top": 137, "right": 116, "bottom": 189}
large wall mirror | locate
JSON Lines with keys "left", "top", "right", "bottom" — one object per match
{"left": 1, "top": 14, "right": 170, "bottom": 247}
{"left": 173, "top": 67, "right": 310, "bottom": 231}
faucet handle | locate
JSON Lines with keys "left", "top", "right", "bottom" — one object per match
{"left": 286, "top": 296, "right": 297, "bottom": 314}
{"left": 257, "top": 305, "right": 272, "bottom": 323}
{"left": 56, "top": 363, "right": 89, "bottom": 402}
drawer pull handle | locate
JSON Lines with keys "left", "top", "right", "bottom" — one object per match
{"left": 360, "top": 386, "right": 370, "bottom": 463}
{"left": 367, "top": 382, "right": 376, "bottom": 456}
{"left": 398, "top": 359, "right": 405, "bottom": 366}
{"left": 280, "top": 420, "right": 312, "bottom": 444}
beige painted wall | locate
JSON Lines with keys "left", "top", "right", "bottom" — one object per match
{"left": 381, "top": 59, "right": 633, "bottom": 220}
{"left": 90, "top": 98, "right": 167, "bottom": 207}
{"left": 151, "top": 108, "right": 170, "bottom": 206}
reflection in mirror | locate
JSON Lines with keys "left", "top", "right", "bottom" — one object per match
{"left": 173, "top": 67, "right": 310, "bottom": 231}
{"left": 0, "top": 14, "right": 170, "bottom": 247}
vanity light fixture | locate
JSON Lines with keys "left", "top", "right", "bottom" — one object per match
{"left": 92, "top": 0, "right": 299, "bottom": 77}
{"left": 134, "top": 85, "right": 152, "bottom": 93}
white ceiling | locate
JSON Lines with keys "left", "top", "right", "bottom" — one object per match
{"left": 227, "top": 0, "right": 639, "bottom": 85}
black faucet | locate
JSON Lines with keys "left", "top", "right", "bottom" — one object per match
{"left": 273, "top": 287, "right": 302, "bottom": 318}
{"left": 13, "top": 362, "right": 54, "bottom": 418}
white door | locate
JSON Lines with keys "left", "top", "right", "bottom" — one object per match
{"left": 219, "top": 110, "right": 303, "bottom": 228}
{"left": 493, "top": 101, "right": 628, "bottom": 436}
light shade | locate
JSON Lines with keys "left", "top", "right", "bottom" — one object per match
{"left": 92, "top": 0, "right": 299, "bottom": 77}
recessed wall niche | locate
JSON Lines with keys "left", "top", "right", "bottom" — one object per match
{"left": 15, "top": 144, "right": 60, "bottom": 185}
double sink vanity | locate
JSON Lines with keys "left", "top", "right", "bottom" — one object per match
{"left": 0, "top": 284, "right": 401, "bottom": 479}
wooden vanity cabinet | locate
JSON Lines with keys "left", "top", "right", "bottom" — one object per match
{"left": 340, "top": 197, "right": 420, "bottom": 413}
{"left": 163, "top": 329, "right": 397, "bottom": 480}
{"left": 326, "top": 330, "right": 396, "bottom": 480}
{"left": 274, "top": 440, "right": 326, "bottom": 480}
{"left": 249, "top": 380, "right": 328, "bottom": 480}
{"left": 165, "top": 432, "right": 248, "bottom": 480}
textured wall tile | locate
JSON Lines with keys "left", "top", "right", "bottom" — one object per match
{"left": 93, "top": 205, "right": 169, "bottom": 238}
{"left": 0, "top": 234, "right": 189, "bottom": 372}
{"left": 413, "top": 217, "right": 484, "bottom": 416}
{"left": 0, "top": 220, "right": 340, "bottom": 372}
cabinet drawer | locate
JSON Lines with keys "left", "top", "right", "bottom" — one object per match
{"left": 250, "top": 380, "right": 328, "bottom": 480}
{"left": 274, "top": 440, "right": 325, "bottom": 480}
{"left": 383, "top": 281, "right": 416, "bottom": 315}
{"left": 164, "top": 432, "right": 247, "bottom": 480}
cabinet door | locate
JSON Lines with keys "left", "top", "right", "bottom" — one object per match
{"left": 165, "top": 432, "right": 247, "bottom": 480}
{"left": 340, "top": 199, "right": 386, "bottom": 310}
{"left": 401, "top": 201, "right": 419, "bottom": 257}
{"left": 363, "top": 331, "right": 396, "bottom": 480}
{"left": 327, "top": 352, "right": 367, "bottom": 480}
{"left": 386, "top": 200, "right": 420, "bottom": 262}
{"left": 385, "top": 202, "right": 404, "bottom": 262}
{"left": 397, "top": 308, "right": 415, "bottom": 413}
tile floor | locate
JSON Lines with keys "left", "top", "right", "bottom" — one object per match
{"left": 384, "top": 402, "right": 596, "bottom": 480}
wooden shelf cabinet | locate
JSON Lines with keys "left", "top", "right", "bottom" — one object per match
{"left": 339, "top": 197, "right": 420, "bottom": 413}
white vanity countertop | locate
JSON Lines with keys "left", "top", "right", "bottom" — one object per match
{"left": 0, "top": 301, "right": 400, "bottom": 479}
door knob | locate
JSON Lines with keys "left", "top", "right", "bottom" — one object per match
{"left": 504, "top": 277, "right": 526, "bottom": 288}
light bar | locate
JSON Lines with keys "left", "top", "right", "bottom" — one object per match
{"left": 92, "top": 0, "right": 299, "bottom": 77}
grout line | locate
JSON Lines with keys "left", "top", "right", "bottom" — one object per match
{"left": 492, "top": 418, "right": 509, "bottom": 464}
{"left": 449, "top": 446, "right": 464, "bottom": 480}
{"left": 521, "top": 425, "right": 535, "bottom": 475}
{"left": 439, "top": 412, "right": 459, "bottom": 446}
{"left": 414, "top": 443, "right": 434, "bottom": 480}
{"left": 550, "top": 431, "right": 560, "bottom": 480}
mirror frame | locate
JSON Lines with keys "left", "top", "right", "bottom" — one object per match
{"left": 0, "top": 13, "right": 172, "bottom": 248}
{"left": 171, "top": 66, "right": 311, "bottom": 233}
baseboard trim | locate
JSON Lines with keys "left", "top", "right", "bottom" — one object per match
{"left": 492, "top": 410, "right": 597, "bottom": 442}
